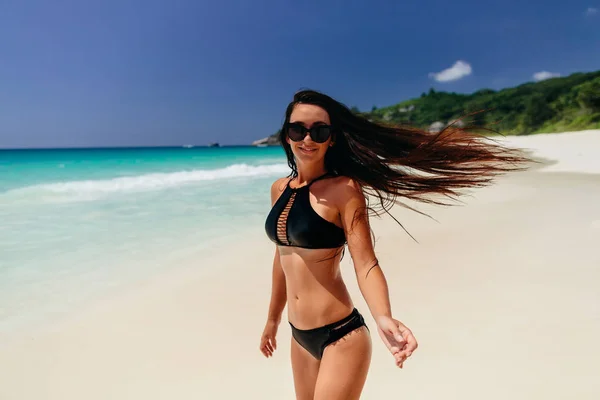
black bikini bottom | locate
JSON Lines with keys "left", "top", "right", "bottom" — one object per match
{"left": 289, "top": 308, "right": 368, "bottom": 360}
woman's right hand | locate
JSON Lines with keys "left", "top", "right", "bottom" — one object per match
{"left": 259, "top": 319, "right": 279, "bottom": 358}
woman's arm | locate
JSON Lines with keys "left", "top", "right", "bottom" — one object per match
{"left": 337, "top": 178, "right": 392, "bottom": 321}
{"left": 336, "top": 177, "right": 418, "bottom": 367}
{"left": 266, "top": 246, "right": 287, "bottom": 323}
{"left": 266, "top": 178, "right": 288, "bottom": 323}
{"left": 260, "top": 246, "right": 286, "bottom": 358}
{"left": 260, "top": 179, "right": 288, "bottom": 358}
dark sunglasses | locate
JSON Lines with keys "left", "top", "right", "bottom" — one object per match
{"left": 286, "top": 123, "right": 333, "bottom": 143}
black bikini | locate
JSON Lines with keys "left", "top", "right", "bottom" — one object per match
{"left": 290, "top": 308, "right": 368, "bottom": 360}
{"left": 264, "top": 173, "right": 369, "bottom": 360}
{"left": 264, "top": 173, "right": 346, "bottom": 249}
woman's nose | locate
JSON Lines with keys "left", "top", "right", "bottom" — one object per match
{"left": 303, "top": 132, "right": 314, "bottom": 143}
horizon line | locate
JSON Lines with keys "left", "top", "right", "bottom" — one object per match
{"left": 0, "top": 144, "right": 279, "bottom": 151}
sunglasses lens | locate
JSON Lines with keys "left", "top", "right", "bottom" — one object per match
{"left": 287, "top": 125, "right": 305, "bottom": 141}
{"left": 312, "top": 126, "right": 331, "bottom": 143}
{"left": 287, "top": 124, "right": 332, "bottom": 143}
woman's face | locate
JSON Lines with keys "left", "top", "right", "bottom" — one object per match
{"left": 286, "top": 104, "right": 333, "bottom": 164}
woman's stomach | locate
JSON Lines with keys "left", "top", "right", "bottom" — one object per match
{"left": 280, "top": 246, "right": 354, "bottom": 329}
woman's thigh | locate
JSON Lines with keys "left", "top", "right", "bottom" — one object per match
{"left": 290, "top": 337, "right": 321, "bottom": 400}
{"left": 313, "top": 326, "right": 372, "bottom": 400}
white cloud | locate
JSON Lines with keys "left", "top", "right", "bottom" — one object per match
{"left": 586, "top": 7, "right": 598, "bottom": 16}
{"left": 533, "top": 71, "right": 561, "bottom": 81}
{"left": 428, "top": 60, "right": 472, "bottom": 82}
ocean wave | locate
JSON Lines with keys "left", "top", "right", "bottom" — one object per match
{"left": 2, "top": 163, "right": 290, "bottom": 203}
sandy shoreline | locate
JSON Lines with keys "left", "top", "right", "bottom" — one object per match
{"left": 499, "top": 129, "right": 600, "bottom": 175}
{"left": 1, "top": 130, "right": 599, "bottom": 399}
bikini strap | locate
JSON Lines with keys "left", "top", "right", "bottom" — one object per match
{"left": 284, "top": 177, "right": 294, "bottom": 189}
{"left": 287, "top": 172, "right": 334, "bottom": 190}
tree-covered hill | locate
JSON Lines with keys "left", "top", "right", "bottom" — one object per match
{"left": 362, "top": 69, "right": 600, "bottom": 135}
{"left": 254, "top": 69, "right": 600, "bottom": 145}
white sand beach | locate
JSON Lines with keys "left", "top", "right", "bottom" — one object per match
{"left": 1, "top": 129, "right": 599, "bottom": 399}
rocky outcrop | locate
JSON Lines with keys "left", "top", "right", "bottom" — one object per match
{"left": 428, "top": 121, "right": 445, "bottom": 133}
{"left": 428, "top": 118, "right": 465, "bottom": 133}
{"left": 252, "top": 132, "right": 280, "bottom": 146}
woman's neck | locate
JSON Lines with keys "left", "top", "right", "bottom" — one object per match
{"left": 295, "top": 163, "right": 328, "bottom": 186}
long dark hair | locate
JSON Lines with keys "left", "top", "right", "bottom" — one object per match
{"left": 278, "top": 89, "right": 532, "bottom": 238}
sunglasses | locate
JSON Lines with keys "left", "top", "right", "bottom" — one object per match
{"left": 286, "top": 122, "right": 333, "bottom": 143}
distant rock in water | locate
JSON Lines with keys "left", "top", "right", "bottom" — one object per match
{"left": 208, "top": 142, "right": 220, "bottom": 147}
{"left": 252, "top": 132, "right": 280, "bottom": 147}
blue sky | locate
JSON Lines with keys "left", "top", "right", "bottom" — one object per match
{"left": 1, "top": 0, "right": 599, "bottom": 148}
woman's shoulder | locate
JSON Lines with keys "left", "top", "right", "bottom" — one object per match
{"left": 323, "top": 175, "right": 365, "bottom": 204}
{"left": 270, "top": 176, "right": 290, "bottom": 192}
{"left": 327, "top": 175, "right": 362, "bottom": 193}
{"left": 270, "top": 176, "right": 291, "bottom": 204}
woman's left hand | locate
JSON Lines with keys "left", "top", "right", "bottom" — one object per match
{"left": 376, "top": 315, "right": 418, "bottom": 368}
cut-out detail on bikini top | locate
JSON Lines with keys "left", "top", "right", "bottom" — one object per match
{"left": 265, "top": 174, "right": 347, "bottom": 249}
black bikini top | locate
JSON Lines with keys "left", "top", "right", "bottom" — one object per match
{"left": 265, "top": 173, "right": 347, "bottom": 249}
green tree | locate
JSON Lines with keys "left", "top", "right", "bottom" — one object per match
{"left": 577, "top": 78, "right": 600, "bottom": 111}
{"left": 523, "top": 94, "right": 553, "bottom": 129}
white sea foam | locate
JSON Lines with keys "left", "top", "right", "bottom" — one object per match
{"left": 1, "top": 163, "right": 290, "bottom": 203}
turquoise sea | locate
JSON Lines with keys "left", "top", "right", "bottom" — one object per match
{"left": 0, "top": 146, "right": 289, "bottom": 332}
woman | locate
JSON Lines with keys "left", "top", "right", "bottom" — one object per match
{"left": 259, "top": 89, "right": 528, "bottom": 399}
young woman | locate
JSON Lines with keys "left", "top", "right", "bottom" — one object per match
{"left": 259, "top": 89, "right": 528, "bottom": 399}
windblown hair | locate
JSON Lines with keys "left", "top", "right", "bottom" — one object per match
{"left": 278, "top": 89, "right": 532, "bottom": 233}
